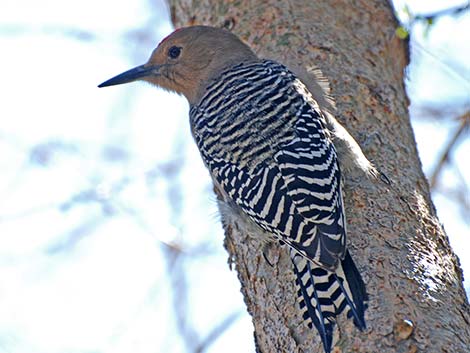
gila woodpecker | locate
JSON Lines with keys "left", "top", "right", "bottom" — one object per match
{"left": 99, "top": 26, "right": 371, "bottom": 353}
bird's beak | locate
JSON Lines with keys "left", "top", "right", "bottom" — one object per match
{"left": 98, "top": 64, "right": 158, "bottom": 88}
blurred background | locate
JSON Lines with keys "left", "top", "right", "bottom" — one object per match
{"left": 0, "top": 0, "right": 468, "bottom": 352}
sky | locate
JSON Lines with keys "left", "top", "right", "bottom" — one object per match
{"left": 0, "top": 1, "right": 469, "bottom": 353}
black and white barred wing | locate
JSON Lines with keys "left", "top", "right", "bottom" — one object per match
{"left": 191, "top": 59, "right": 346, "bottom": 270}
{"left": 274, "top": 99, "right": 347, "bottom": 270}
{"left": 191, "top": 60, "right": 365, "bottom": 353}
{"left": 207, "top": 136, "right": 345, "bottom": 271}
{"left": 199, "top": 97, "right": 347, "bottom": 270}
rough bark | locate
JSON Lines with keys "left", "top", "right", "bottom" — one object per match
{"left": 169, "top": 1, "right": 470, "bottom": 352}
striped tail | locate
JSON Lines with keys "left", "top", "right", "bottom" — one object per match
{"left": 291, "top": 250, "right": 367, "bottom": 353}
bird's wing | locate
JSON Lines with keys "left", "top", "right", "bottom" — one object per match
{"left": 194, "top": 61, "right": 346, "bottom": 270}
{"left": 204, "top": 102, "right": 346, "bottom": 269}
{"left": 273, "top": 100, "right": 347, "bottom": 269}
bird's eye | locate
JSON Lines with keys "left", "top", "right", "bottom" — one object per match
{"left": 168, "top": 46, "right": 182, "bottom": 59}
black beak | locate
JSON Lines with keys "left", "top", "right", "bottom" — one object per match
{"left": 98, "top": 64, "right": 155, "bottom": 88}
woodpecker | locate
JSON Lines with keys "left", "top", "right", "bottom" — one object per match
{"left": 99, "top": 26, "right": 371, "bottom": 353}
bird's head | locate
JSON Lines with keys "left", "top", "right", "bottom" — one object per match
{"left": 98, "top": 26, "right": 258, "bottom": 105}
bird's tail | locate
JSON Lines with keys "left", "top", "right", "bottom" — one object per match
{"left": 290, "top": 249, "right": 367, "bottom": 353}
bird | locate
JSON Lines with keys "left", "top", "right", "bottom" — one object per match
{"left": 99, "top": 25, "right": 371, "bottom": 353}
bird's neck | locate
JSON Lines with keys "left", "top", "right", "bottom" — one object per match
{"left": 189, "top": 53, "right": 259, "bottom": 106}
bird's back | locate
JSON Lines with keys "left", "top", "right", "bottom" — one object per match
{"left": 190, "top": 60, "right": 345, "bottom": 269}
{"left": 190, "top": 60, "right": 367, "bottom": 353}
{"left": 191, "top": 60, "right": 323, "bottom": 168}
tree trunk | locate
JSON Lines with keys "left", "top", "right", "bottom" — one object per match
{"left": 169, "top": 1, "right": 470, "bottom": 352}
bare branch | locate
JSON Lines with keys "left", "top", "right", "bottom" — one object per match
{"left": 195, "top": 311, "right": 242, "bottom": 353}
{"left": 411, "top": 3, "right": 470, "bottom": 24}
{"left": 411, "top": 102, "right": 470, "bottom": 121}
{"left": 46, "top": 217, "right": 106, "bottom": 254}
{"left": 429, "top": 111, "right": 470, "bottom": 189}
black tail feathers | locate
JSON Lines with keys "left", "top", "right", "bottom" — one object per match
{"left": 291, "top": 250, "right": 367, "bottom": 353}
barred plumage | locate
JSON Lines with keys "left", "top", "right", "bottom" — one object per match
{"left": 190, "top": 60, "right": 367, "bottom": 352}
{"left": 292, "top": 251, "right": 367, "bottom": 352}
{"left": 99, "top": 26, "right": 369, "bottom": 353}
{"left": 191, "top": 60, "right": 345, "bottom": 268}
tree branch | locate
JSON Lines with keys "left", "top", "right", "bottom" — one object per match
{"left": 429, "top": 111, "right": 470, "bottom": 189}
